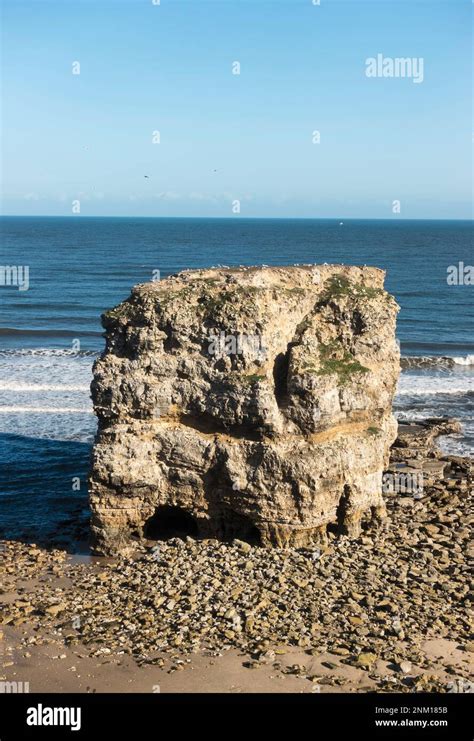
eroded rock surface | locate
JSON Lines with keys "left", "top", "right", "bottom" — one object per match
{"left": 90, "top": 265, "right": 400, "bottom": 554}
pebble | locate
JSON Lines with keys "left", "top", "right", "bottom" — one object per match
{"left": 356, "top": 652, "right": 378, "bottom": 669}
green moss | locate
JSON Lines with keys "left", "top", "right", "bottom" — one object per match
{"left": 321, "top": 275, "right": 353, "bottom": 297}
{"left": 317, "top": 358, "right": 369, "bottom": 383}
{"left": 319, "top": 274, "right": 385, "bottom": 303}
{"left": 233, "top": 373, "right": 266, "bottom": 385}
{"left": 319, "top": 339, "right": 344, "bottom": 359}
{"left": 103, "top": 302, "right": 134, "bottom": 321}
{"left": 154, "top": 286, "right": 196, "bottom": 310}
{"left": 197, "top": 285, "right": 260, "bottom": 317}
{"left": 198, "top": 290, "right": 233, "bottom": 314}
{"left": 367, "top": 426, "right": 381, "bottom": 436}
{"left": 314, "top": 340, "right": 369, "bottom": 384}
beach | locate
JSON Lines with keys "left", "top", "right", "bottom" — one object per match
{"left": 1, "top": 419, "right": 472, "bottom": 694}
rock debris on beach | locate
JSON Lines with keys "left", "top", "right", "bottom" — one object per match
{"left": 1, "top": 449, "right": 472, "bottom": 692}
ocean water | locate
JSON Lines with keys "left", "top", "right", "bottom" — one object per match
{"left": 0, "top": 216, "right": 472, "bottom": 546}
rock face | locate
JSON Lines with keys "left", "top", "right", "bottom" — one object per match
{"left": 90, "top": 265, "right": 400, "bottom": 555}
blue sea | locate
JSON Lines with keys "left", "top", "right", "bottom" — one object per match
{"left": 0, "top": 216, "right": 472, "bottom": 548}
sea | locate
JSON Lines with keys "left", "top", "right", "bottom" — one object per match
{"left": 0, "top": 216, "right": 472, "bottom": 547}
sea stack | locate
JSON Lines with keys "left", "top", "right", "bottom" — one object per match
{"left": 90, "top": 265, "right": 400, "bottom": 555}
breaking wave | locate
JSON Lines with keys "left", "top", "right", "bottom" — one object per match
{"left": 401, "top": 354, "right": 474, "bottom": 370}
{"left": 0, "top": 348, "right": 99, "bottom": 357}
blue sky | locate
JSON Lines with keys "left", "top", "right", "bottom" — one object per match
{"left": 1, "top": 0, "right": 472, "bottom": 218}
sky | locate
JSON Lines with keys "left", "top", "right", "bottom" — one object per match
{"left": 1, "top": 0, "right": 472, "bottom": 219}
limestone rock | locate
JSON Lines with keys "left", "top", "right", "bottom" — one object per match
{"left": 89, "top": 265, "right": 400, "bottom": 555}
{"left": 356, "top": 651, "right": 378, "bottom": 668}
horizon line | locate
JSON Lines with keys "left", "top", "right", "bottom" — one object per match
{"left": 1, "top": 214, "right": 472, "bottom": 222}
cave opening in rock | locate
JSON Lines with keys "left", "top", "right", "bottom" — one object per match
{"left": 220, "top": 510, "right": 262, "bottom": 546}
{"left": 240, "top": 524, "right": 262, "bottom": 546}
{"left": 273, "top": 347, "right": 291, "bottom": 405}
{"left": 327, "top": 485, "right": 351, "bottom": 535}
{"left": 144, "top": 505, "right": 198, "bottom": 540}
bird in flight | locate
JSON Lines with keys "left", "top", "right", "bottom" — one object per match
{"left": 144, "top": 175, "right": 150, "bottom": 179}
